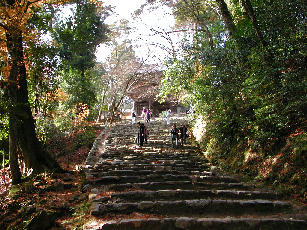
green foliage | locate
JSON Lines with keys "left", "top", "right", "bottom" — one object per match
{"left": 27, "top": 3, "right": 56, "bottom": 33}
{"left": 73, "top": 126, "right": 96, "bottom": 149}
{"left": 0, "top": 106, "right": 9, "bottom": 141}
{"left": 49, "top": 0, "right": 110, "bottom": 119}
{"left": 60, "top": 200, "right": 91, "bottom": 229}
{"left": 159, "top": 110, "right": 167, "bottom": 118}
{"left": 36, "top": 115, "right": 96, "bottom": 159}
{"left": 0, "top": 88, "right": 9, "bottom": 167}
{"left": 9, "top": 185, "right": 23, "bottom": 198}
{"left": 60, "top": 68, "right": 97, "bottom": 110}
{"left": 86, "top": 64, "right": 107, "bottom": 120}
{"left": 35, "top": 115, "right": 66, "bottom": 154}
{"left": 52, "top": 0, "right": 109, "bottom": 73}
{"left": 162, "top": 0, "right": 306, "bottom": 195}
{"left": 20, "top": 1, "right": 109, "bottom": 149}
{"left": 26, "top": 44, "right": 61, "bottom": 116}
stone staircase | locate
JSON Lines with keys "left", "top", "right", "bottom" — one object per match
{"left": 83, "top": 117, "right": 306, "bottom": 230}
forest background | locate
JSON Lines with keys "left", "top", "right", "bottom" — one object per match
{"left": 0, "top": 0, "right": 306, "bottom": 228}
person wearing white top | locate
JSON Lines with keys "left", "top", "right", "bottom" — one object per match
{"left": 165, "top": 109, "right": 171, "bottom": 125}
{"left": 131, "top": 111, "right": 136, "bottom": 124}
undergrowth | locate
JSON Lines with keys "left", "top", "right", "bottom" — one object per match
{"left": 200, "top": 129, "right": 306, "bottom": 203}
{"left": 0, "top": 124, "right": 104, "bottom": 229}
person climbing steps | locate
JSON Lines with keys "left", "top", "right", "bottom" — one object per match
{"left": 170, "top": 123, "right": 179, "bottom": 148}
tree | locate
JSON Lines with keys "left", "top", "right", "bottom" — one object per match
{"left": 0, "top": 0, "right": 110, "bottom": 183}
{"left": 0, "top": 0, "right": 67, "bottom": 184}
{"left": 0, "top": 88, "right": 9, "bottom": 168}
{"left": 239, "top": 0, "right": 265, "bottom": 46}
{"left": 101, "top": 41, "right": 147, "bottom": 121}
{"left": 160, "top": 0, "right": 306, "bottom": 162}
{"left": 53, "top": 0, "right": 109, "bottom": 74}
{"left": 215, "top": 0, "right": 236, "bottom": 37}
{"left": 92, "top": 18, "right": 154, "bottom": 121}
{"left": 51, "top": 0, "right": 109, "bottom": 117}
{"left": 173, "top": 0, "right": 216, "bottom": 49}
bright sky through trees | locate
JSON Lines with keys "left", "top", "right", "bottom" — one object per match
{"left": 96, "top": 0, "right": 177, "bottom": 64}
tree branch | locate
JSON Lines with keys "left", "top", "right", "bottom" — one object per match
{"left": 215, "top": 0, "right": 236, "bottom": 37}
{"left": 182, "top": 0, "right": 214, "bottom": 49}
{"left": 0, "top": 21, "right": 9, "bottom": 30}
{"left": 149, "top": 28, "right": 177, "bottom": 58}
{"left": 164, "top": 28, "right": 210, "bottom": 34}
{"left": 25, "top": 0, "right": 41, "bottom": 12}
{"left": 240, "top": 0, "right": 267, "bottom": 46}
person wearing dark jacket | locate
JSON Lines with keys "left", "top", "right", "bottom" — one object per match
{"left": 179, "top": 124, "right": 188, "bottom": 146}
{"left": 137, "top": 122, "right": 145, "bottom": 146}
{"left": 170, "top": 124, "right": 179, "bottom": 148}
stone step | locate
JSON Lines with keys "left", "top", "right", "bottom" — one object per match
{"left": 98, "top": 157, "right": 207, "bottom": 164}
{"left": 89, "top": 174, "right": 240, "bottom": 185}
{"left": 99, "top": 157, "right": 202, "bottom": 162}
{"left": 95, "top": 163, "right": 210, "bottom": 173}
{"left": 88, "top": 169, "right": 214, "bottom": 177}
{"left": 86, "top": 217, "right": 307, "bottom": 230}
{"left": 94, "top": 164, "right": 211, "bottom": 172}
{"left": 91, "top": 199, "right": 291, "bottom": 217}
{"left": 94, "top": 163, "right": 211, "bottom": 172}
{"left": 107, "top": 135, "right": 191, "bottom": 140}
{"left": 93, "top": 181, "right": 252, "bottom": 192}
{"left": 102, "top": 149, "right": 197, "bottom": 154}
{"left": 97, "top": 159, "right": 210, "bottom": 167}
{"left": 84, "top": 118, "right": 306, "bottom": 230}
{"left": 105, "top": 146, "right": 196, "bottom": 153}
{"left": 93, "top": 164, "right": 211, "bottom": 172}
{"left": 98, "top": 152, "right": 202, "bottom": 159}
{"left": 93, "top": 189, "right": 281, "bottom": 202}
{"left": 103, "top": 153, "right": 203, "bottom": 158}
{"left": 106, "top": 135, "right": 171, "bottom": 140}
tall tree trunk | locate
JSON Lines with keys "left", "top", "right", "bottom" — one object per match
{"left": 240, "top": 0, "right": 266, "bottom": 46}
{"left": 6, "top": 27, "right": 61, "bottom": 174}
{"left": 215, "top": 0, "right": 236, "bottom": 37}
{"left": 9, "top": 119, "right": 21, "bottom": 184}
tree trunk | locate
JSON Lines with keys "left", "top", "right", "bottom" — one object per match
{"left": 198, "top": 21, "right": 214, "bottom": 49}
{"left": 215, "top": 0, "right": 236, "bottom": 37}
{"left": 240, "top": 0, "right": 266, "bottom": 46}
{"left": 9, "top": 118, "right": 21, "bottom": 184}
{"left": 6, "top": 27, "right": 61, "bottom": 174}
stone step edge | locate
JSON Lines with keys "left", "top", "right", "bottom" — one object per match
{"left": 85, "top": 126, "right": 111, "bottom": 167}
{"left": 97, "top": 155, "right": 205, "bottom": 159}
{"left": 84, "top": 217, "right": 306, "bottom": 230}
{"left": 85, "top": 181, "right": 252, "bottom": 192}
{"left": 87, "top": 170, "right": 214, "bottom": 177}
{"left": 89, "top": 189, "right": 280, "bottom": 202}
{"left": 91, "top": 199, "right": 291, "bottom": 216}
{"left": 88, "top": 175, "right": 240, "bottom": 185}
